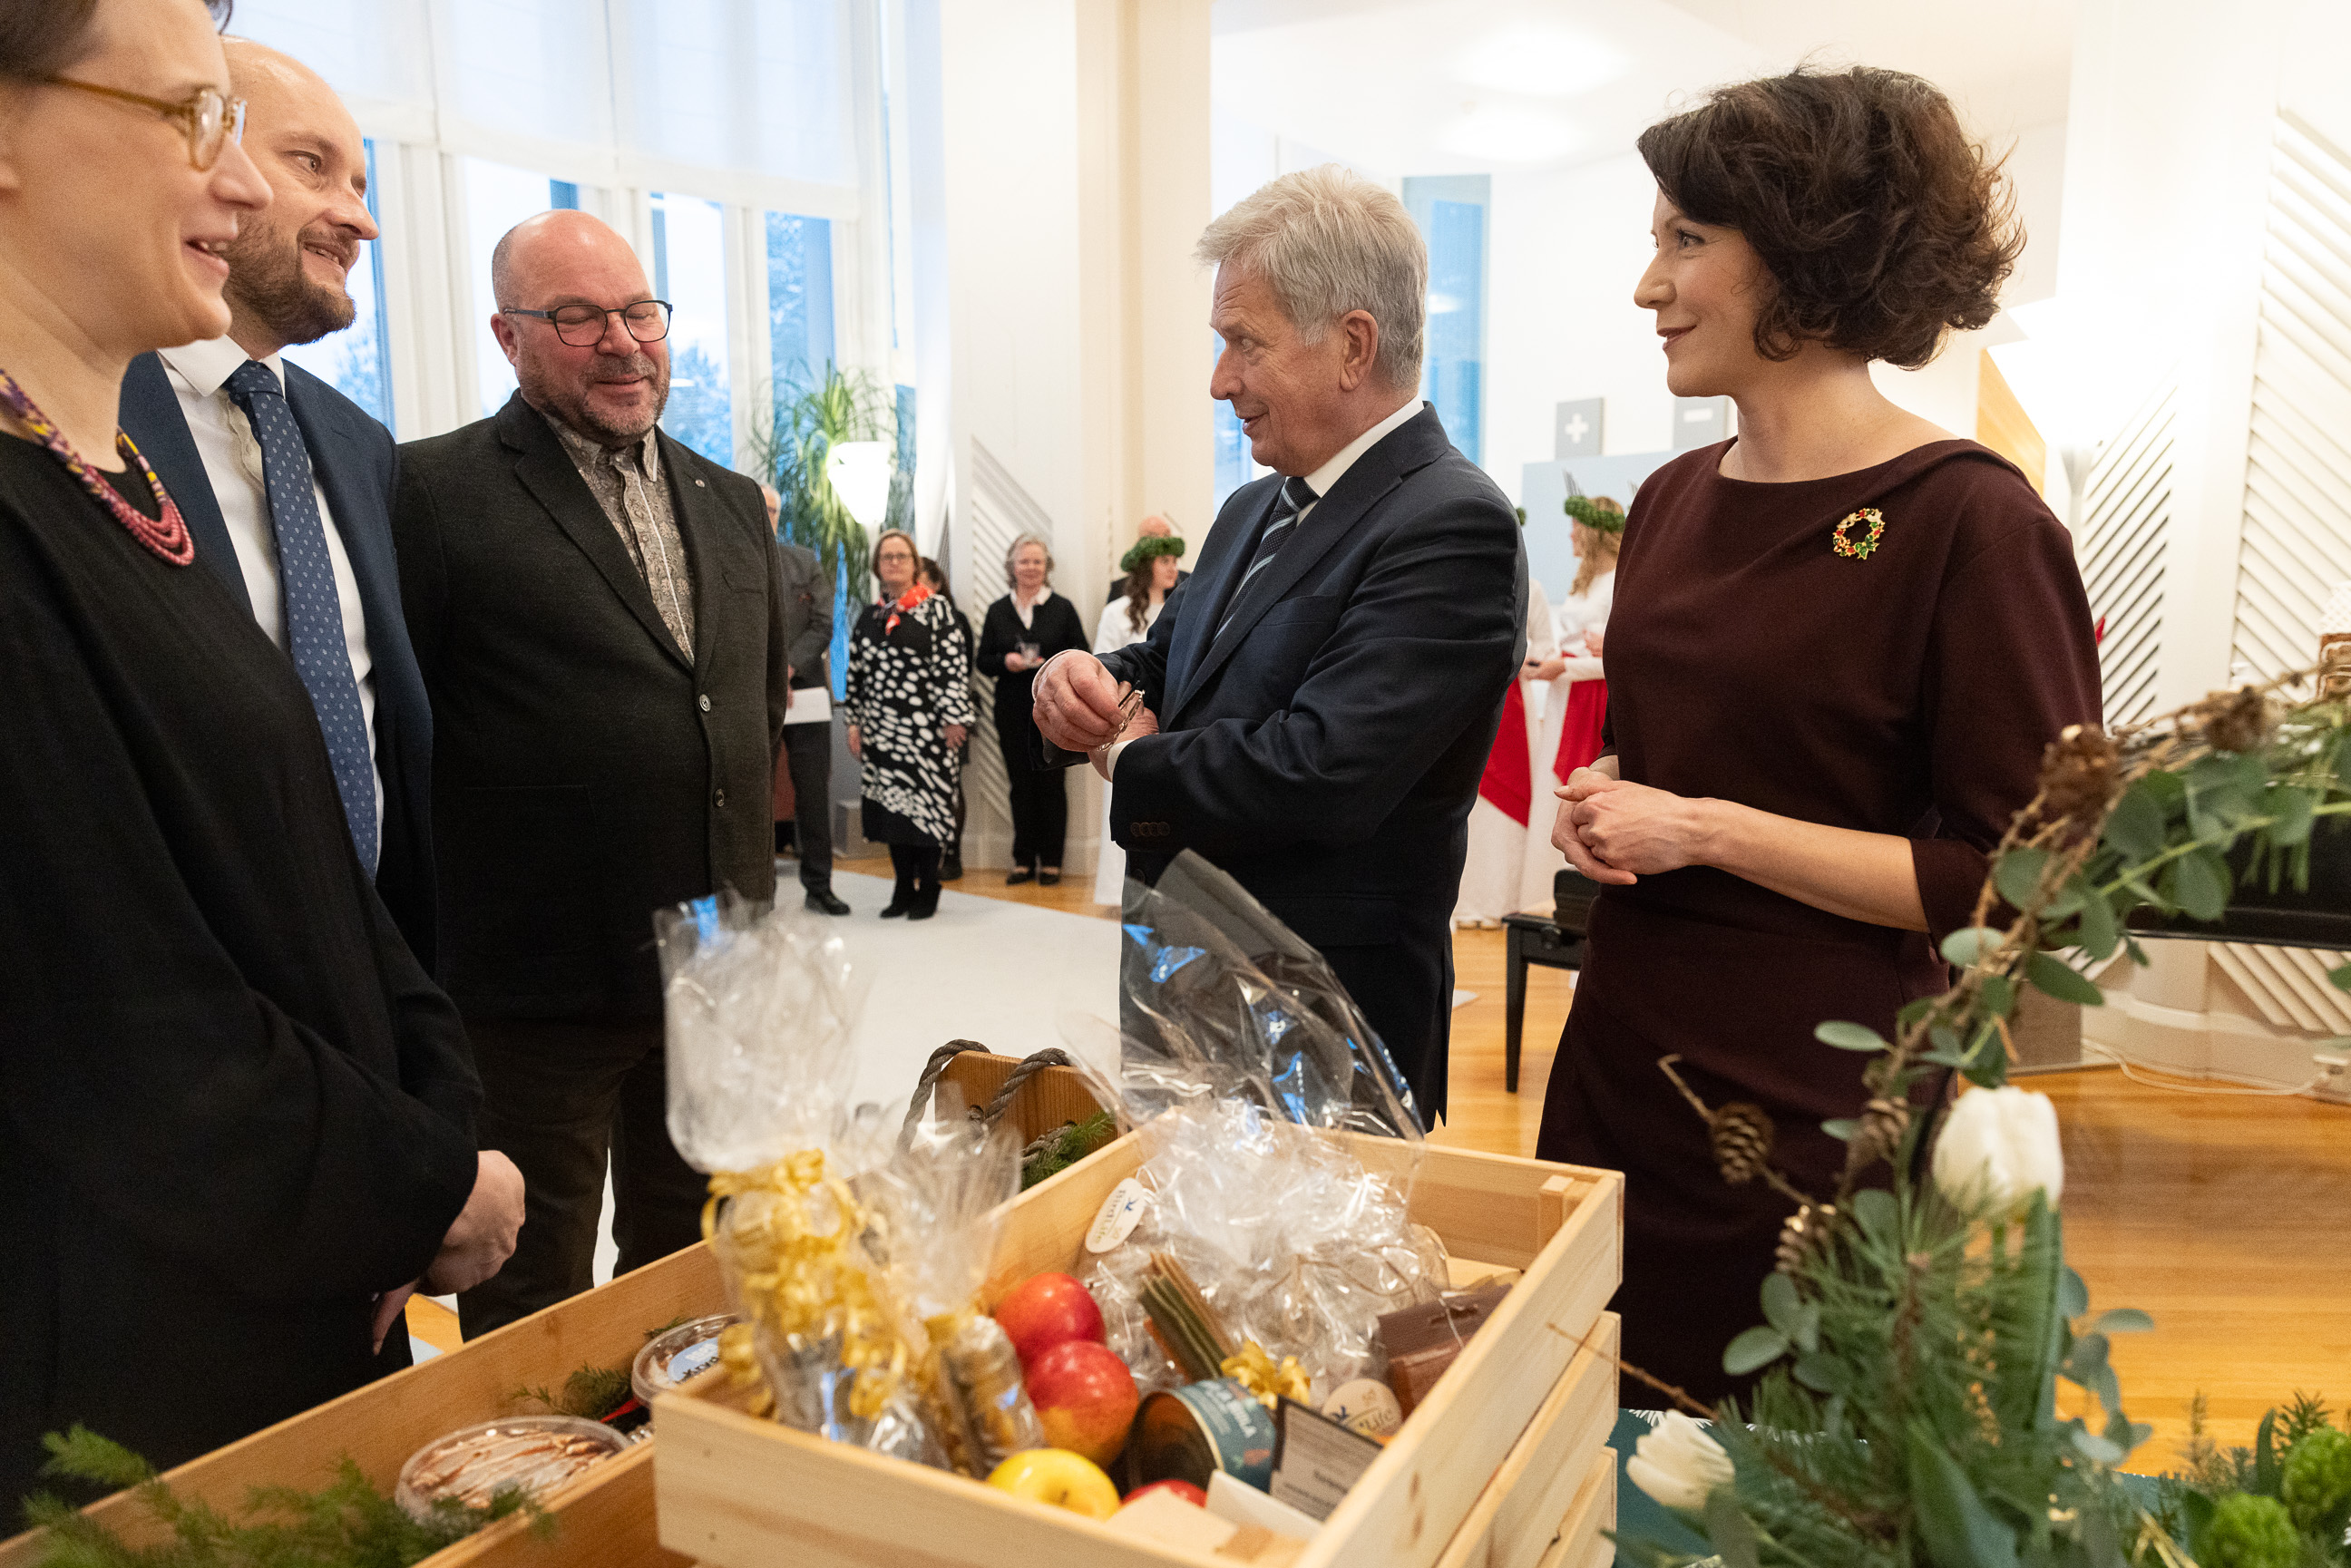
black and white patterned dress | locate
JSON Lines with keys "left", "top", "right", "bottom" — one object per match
{"left": 847, "top": 589, "right": 975, "bottom": 847}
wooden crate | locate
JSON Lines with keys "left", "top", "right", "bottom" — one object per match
{"left": 0, "top": 1052, "right": 1109, "bottom": 1568}
{"left": 1432, "top": 1314, "right": 1618, "bottom": 1568}
{"left": 1533, "top": 1450, "right": 1618, "bottom": 1568}
{"left": 654, "top": 1132, "right": 1623, "bottom": 1568}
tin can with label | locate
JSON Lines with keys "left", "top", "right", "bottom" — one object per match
{"left": 1125, "top": 1378, "right": 1275, "bottom": 1494}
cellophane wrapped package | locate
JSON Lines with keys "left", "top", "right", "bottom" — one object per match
{"left": 656, "top": 894, "right": 943, "bottom": 1465}
{"left": 864, "top": 1111, "right": 1045, "bottom": 1475}
{"left": 1076, "top": 853, "right": 1449, "bottom": 1402}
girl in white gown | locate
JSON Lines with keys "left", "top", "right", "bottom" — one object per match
{"left": 1453, "top": 585, "right": 1561, "bottom": 926}
{"left": 1454, "top": 497, "right": 1623, "bottom": 927}
{"left": 1090, "top": 537, "right": 1185, "bottom": 906}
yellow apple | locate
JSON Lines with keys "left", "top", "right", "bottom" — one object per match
{"left": 984, "top": 1448, "right": 1121, "bottom": 1520}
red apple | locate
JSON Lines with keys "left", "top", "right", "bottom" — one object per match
{"left": 1125, "top": 1479, "right": 1207, "bottom": 1507}
{"left": 1025, "top": 1339, "right": 1138, "bottom": 1467}
{"left": 994, "top": 1271, "right": 1105, "bottom": 1366}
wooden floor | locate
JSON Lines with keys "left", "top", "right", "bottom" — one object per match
{"left": 933, "top": 879, "right": 2351, "bottom": 1460}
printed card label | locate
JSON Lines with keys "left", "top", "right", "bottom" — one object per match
{"left": 1085, "top": 1176, "right": 1149, "bottom": 1252}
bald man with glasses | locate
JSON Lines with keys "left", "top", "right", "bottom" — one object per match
{"left": 392, "top": 209, "right": 790, "bottom": 1337}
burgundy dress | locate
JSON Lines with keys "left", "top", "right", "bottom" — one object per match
{"left": 1534, "top": 439, "right": 2101, "bottom": 1402}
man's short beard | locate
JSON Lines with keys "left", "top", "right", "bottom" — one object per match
{"left": 223, "top": 224, "right": 357, "bottom": 348}
{"left": 519, "top": 353, "right": 670, "bottom": 448}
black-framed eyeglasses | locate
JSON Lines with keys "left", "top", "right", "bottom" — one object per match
{"left": 46, "top": 77, "right": 247, "bottom": 171}
{"left": 502, "top": 300, "right": 672, "bottom": 347}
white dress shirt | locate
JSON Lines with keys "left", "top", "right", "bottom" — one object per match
{"left": 158, "top": 337, "right": 383, "bottom": 842}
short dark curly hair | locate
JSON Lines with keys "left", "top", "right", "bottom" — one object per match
{"left": 1637, "top": 66, "right": 2022, "bottom": 370}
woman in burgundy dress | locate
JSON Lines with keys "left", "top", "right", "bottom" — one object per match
{"left": 1535, "top": 67, "right": 2102, "bottom": 1402}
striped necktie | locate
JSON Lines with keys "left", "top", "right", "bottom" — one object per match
{"left": 1219, "top": 474, "right": 1319, "bottom": 638}
{"left": 224, "top": 360, "right": 378, "bottom": 872}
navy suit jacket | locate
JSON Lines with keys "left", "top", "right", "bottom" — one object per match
{"left": 120, "top": 352, "right": 439, "bottom": 972}
{"left": 1086, "top": 404, "right": 1526, "bottom": 954}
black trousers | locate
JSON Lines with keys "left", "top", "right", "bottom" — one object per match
{"left": 993, "top": 705, "right": 1067, "bottom": 866}
{"left": 781, "top": 717, "right": 834, "bottom": 891}
{"left": 1320, "top": 935, "right": 1452, "bottom": 1128}
{"left": 456, "top": 1016, "right": 707, "bottom": 1339}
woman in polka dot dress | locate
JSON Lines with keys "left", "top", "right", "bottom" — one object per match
{"left": 846, "top": 528, "right": 975, "bottom": 919}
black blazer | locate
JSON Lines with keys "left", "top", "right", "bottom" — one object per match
{"left": 119, "top": 352, "right": 441, "bottom": 970}
{"left": 392, "top": 394, "right": 790, "bottom": 1018}
{"left": 1081, "top": 404, "right": 1525, "bottom": 949}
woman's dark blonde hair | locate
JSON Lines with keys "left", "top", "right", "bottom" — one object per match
{"left": 1570, "top": 498, "right": 1624, "bottom": 599}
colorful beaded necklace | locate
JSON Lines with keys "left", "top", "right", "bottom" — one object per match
{"left": 0, "top": 365, "right": 192, "bottom": 566}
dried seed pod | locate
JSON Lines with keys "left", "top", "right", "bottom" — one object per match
{"left": 2037, "top": 723, "right": 2122, "bottom": 825}
{"left": 1709, "top": 1102, "right": 1776, "bottom": 1186}
{"left": 2195, "top": 686, "right": 2278, "bottom": 755}
{"left": 1775, "top": 1202, "right": 1837, "bottom": 1276}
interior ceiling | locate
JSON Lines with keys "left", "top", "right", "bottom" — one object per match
{"left": 1210, "top": 0, "right": 2079, "bottom": 178}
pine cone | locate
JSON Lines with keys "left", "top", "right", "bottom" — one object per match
{"left": 1852, "top": 1096, "right": 1910, "bottom": 1165}
{"left": 2037, "top": 723, "right": 2122, "bottom": 825}
{"left": 2196, "top": 686, "right": 2278, "bottom": 755}
{"left": 1775, "top": 1202, "right": 1836, "bottom": 1276}
{"left": 1709, "top": 1103, "right": 1776, "bottom": 1186}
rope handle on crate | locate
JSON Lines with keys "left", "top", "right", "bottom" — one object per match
{"left": 899, "top": 1040, "right": 1078, "bottom": 1150}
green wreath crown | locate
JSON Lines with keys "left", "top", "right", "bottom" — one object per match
{"left": 1563, "top": 494, "right": 1626, "bottom": 533}
{"left": 1118, "top": 535, "right": 1187, "bottom": 575}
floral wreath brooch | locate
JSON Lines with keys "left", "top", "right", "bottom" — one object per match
{"left": 1831, "top": 506, "right": 1888, "bottom": 560}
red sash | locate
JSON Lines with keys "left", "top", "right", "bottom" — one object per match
{"left": 1556, "top": 678, "right": 1608, "bottom": 781}
{"left": 1478, "top": 681, "right": 1533, "bottom": 826}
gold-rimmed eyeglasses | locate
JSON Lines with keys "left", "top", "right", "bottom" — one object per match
{"left": 502, "top": 300, "right": 673, "bottom": 347}
{"left": 46, "top": 77, "right": 247, "bottom": 171}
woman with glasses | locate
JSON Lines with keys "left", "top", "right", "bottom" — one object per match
{"left": 846, "top": 528, "right": 973, "bottom": 920}
{"left": 976, "top": 533, "right": 1088, "bottom": 886}
{"left": 0, "top": 0, "right": 519, "bottom": 1508}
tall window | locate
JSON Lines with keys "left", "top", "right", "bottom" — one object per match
{"left": 649, "top": 192, "right": 732, "bottom": 465}
{"left": 465, "top": 158, "right": 580, "bottom": 419}
{"left": 281, "top": 138, "right": 393, "bottom": 430}
{"left": 766, "top": 211, "right": 835, "bottom": 409}
{"left": 1403, "top": 175, "right": 1489, "bottom": 466}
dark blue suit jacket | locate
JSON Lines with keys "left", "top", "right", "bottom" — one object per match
{"left": 120, "top": 352, "right": 439, "bottom": 971}
{"left": 1083, "top": 404, "right": 1526, "bottom": 1115}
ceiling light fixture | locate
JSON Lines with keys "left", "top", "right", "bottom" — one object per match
{"left": 1451, "top": 24, "right": 1629, "bottom": 100}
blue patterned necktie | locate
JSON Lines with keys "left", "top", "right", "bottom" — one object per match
{"left": 1217, "top": 474, "right": 1319, "bottom": 638}
{"left": 224, "top": 360, "right": 378, "bottom": 872}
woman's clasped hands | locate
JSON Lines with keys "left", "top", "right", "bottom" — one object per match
{"left": 1550, "top": 764, "right": 1714, "bottom": 885}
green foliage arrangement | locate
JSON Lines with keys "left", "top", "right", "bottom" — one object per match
{"left": 23, "top": 1427, "right": 541, "bottom": 1568}
{"left": 743, "top": 364, "right": 908, "bottom": 595}
{"left": 2154, "top": 1394, "right": 2351, "bottom": 1568}
{"left": 1615, "top": 675, "right": 2351, "bottom": 1568}
{"left": 1018, "top": 1110, "right": 1119, "bottom": 1190}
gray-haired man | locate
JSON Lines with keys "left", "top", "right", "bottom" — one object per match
{"left": 1032, "top": 165, "right": 1527, "bottom": 1125}
{"left": 761, "top": 482, "right": 849, "bottom": 914}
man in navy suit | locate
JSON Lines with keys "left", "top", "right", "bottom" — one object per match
{"left": 1034, "top": 166, "right": 1525, "bottom": 1125}
{"left": 119, "top": 40, "right": 440, "bottom": 980}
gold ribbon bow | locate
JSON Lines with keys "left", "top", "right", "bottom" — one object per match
{"left": 704, "top": 1150, "right": 908, "bottom": 1421}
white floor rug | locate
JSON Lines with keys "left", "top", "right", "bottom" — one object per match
{"left": 584, "top": 867, "right": 1122, "bottom": 1285}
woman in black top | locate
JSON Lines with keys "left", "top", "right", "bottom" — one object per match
{"left": 975, "top": 532, "right": 1089, "bottom": 884}
{"left": 0, "top": 0, "right": 521, "bottom": 1508}
{"left": 846, "top": 530, "right": 974, "bottom": 919}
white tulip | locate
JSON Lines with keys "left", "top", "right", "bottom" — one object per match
{"left": 1931, "top": 1086, "right": 2064, "bottom": 1220}
{"left": 1626, "top": 1411, "right": 1735, "bottom": 1512}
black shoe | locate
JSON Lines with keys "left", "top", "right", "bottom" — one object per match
{"left": 881, "top": 897, "right": 911, "bottom": 918}
{"left": 1039, "top": 867, "right": 1061, "bottom": 887}
{"left": 908, "top": 887, "right": 941, "bottom": 920}
{"left": 1005, "top": 865, "right": 1035, "bottom": 885}
{"left": 940, "top": 852, "right": 964, "bottom": 882}
{"left": 805, "top": 889, "right": 851, "bottom": 916}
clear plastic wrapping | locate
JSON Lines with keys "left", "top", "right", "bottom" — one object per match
{"left": 1076, "top": 854, "right": 1449, "bottom": 1405}
{"left": 1110, "top": 852, "right": 1426, "bottom": 1139}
